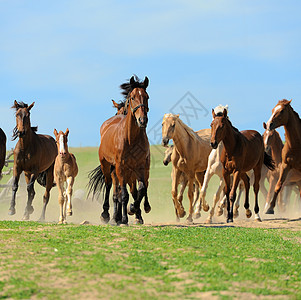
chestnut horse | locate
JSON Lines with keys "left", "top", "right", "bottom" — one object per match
{"left": 265, "top": 99, "right": 301, "bottom": 214}
{"left": 54, "top": 129, "right": 78, "bottom": 224}
{"left": 88, "top": 76, "right": 150, "bottom": 225}
{"left": 0, "top": 128, "right": 6, "bottom": 179}
{"left": 211, "top": 109, "right": 274, "bottom": 222}
{"left": 9, "top": 101, "right": 57, "bottom": 220}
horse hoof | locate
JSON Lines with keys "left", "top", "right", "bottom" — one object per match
{"left": 58, "top": 220, "right": 63, "bottom": 224}
{"left": 265, "top": 208, "right": 274, "bottom": 215}
{"left": 227, "top": 218, "right": 233, "bottom": 223}
{"left": 217, "top": 207, "right": 223, "bottom": 217}
{"left": 119, "top": 223, "right": 128, "bottom": 227}
{"left": 203, "top": 204, "right": 210, "bottom": 212}
{"left": 100, "top": 216, "right": 110, "bottom": 224}
{"left": 205, "top": 218, "right": 212, "bottom": 224}
{"left": 233, "top": 210, "right": 239, "bottom": 219}
{"left": 8, "top": 208, "right": 16, "bottom": 216}
{"left": 27, "top": 206, "right": 34, "bottom": 215}
{"left": 246, "top": 209, "right": 252, "bottom": 218}
{"left": 22, "top": 214, "right": 30, "bottom": 221}
{"left": 144, "top": 204, "right": 151, "bottom": 214}
{"left": 127, "top": 203, "right": 135, "bottom": 216}
{"left": 193, "top": 212, "right": 201, "bottom": 219}
{"left": 67, "top": 211, "right": 72, "bottom": 216}
{"left": 134, "top": 218, "right": 144, "bottom": 225}
{"left": 178, "top": 209, "right": 186, "bottom": 218}
{"left": 255, "top": 217, "right": 262, "bottom": 222}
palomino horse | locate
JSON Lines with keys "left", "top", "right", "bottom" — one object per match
{"left": 53, "top": 129, "right": 78, "bottom": 224}
{"left": 162, "top": 114, "right": 211, "bottom": 223}
{"left": 0, "top": 128, "right": 6, "bottom": 179}
{"left": 266, "top": 99, "right": 301, "bottom": 214}
{"left": 211, "top": 108, "right": 274, "bottom": 222}
{"left": 163, "top": 145, "right": 200, "bottom": 221}
{"left": 9, "top": 101, "right": 57, "bottom": 220}
{"left": 88, "top": 76, "right": 150, "bottom": 225}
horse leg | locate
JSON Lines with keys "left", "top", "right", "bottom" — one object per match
{"left": 177, "top": 174, "right": 187, "bottom": 216}
{"left": 131, "top": 181, "right": 146, "bottom": 224}
{"left": 206, "top": 178, "right": 224, "bottom": 223}
{"left": 266, "top": 163, "right": 290, "bottom": 214}
{"left": 56, "top": 179, "right": 65, "bottom": 224}
{"left": 39, "top": 165, "right": 54, "bottom": 222}
{"left": 195, "top": 171, "right": 209, "bottom": 213}
{"left": 66, "top": 176, "right": 74, "bottom": 217}
{"left": 128, "top": 180, "right": 137, "bottom": 216}
{"left": 264, "top": 175, "right": 276, "bottom": 212}
{"left": 186, "top": 178, "right": 195, "bottom": 224}
{"left": 252, "top": 165, "right": 262, "bottom": 221}
{"left": 223, "top": 171, "right": 231, "bottom": 223}
{"left": 234, "top": 181, "right": 244, "bottom": 219}
{"left": 23, "top": 172, "right": 37, "bottom": 220}
{"left": 120, "top": 185, "right": 129, "bottom": 225}
{"left": 8, "top": 170, "right": 21, "bottom": 215}
{"left": 171, "top": 168, "right": 185, "bottom": 220}
{"left": 228, "top": 171, "right": 241, "bottom": 223}
{"left": 100, "top": 162, "right": 112, "bottom": 223}
{"left": 240, "top": 173, "right": 251, "bottom": 219}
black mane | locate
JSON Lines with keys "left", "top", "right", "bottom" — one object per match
{"left": 11, "top": 101, "right": 28, "bottom": 111}
{"left": 12, "top": 126, "right": 38, "bottom": 141}
{"left": 120, "top": 75, "right": 147, "bottom": 99}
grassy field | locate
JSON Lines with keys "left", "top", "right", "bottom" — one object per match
{"left": 0, "top": 146, "right": 300, "bottom": 299}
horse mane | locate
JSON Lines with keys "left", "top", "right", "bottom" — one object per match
{"left": 11, "top": 101, "right": 28, "bottom": 110}
{"left": 12, "top": 126, "right": 38, "bottom": 141}
{"left": 120, "top": 75, "right": 146, "bottom": 99}
{"left": 175, "top": 117, "right": 202, "bottom": 144}
{"left": 113, "top": 100, "right": 127, "bottom": 115}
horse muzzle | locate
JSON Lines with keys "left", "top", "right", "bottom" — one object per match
{"left": 210, "top": 141, "right": 218, "bottom": 149}
{"left": 162, "top": 137, "right": 169, "bottom": 147}
{"left": 18, "top": 130, "right": 25, "bottom": 137}
{"left": 137, "top": 117, "right": 148, "bottom": 128}
{"left": 267, "top": 122, "right": 275, "bottom": 131}
{"left": 163, "top": 159, "right": 169, "bottom": 166}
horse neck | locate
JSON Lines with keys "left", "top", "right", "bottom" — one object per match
{"left": 125, "top": 111, "right": 141, "bottom": 144}
{"left": 172, "top": 122, "right": 191, "bottom": 158}
{"left": 270, "top": 137, "right": 283, "bottom": 165}
{"left": 283, "top": 110, "right": 301, "bottom": 149}
{"left": 221, "top": 122, "right": 238, "bottom": 156}
{"left": 18, "top": 129, "right": 34, "bottom": 151}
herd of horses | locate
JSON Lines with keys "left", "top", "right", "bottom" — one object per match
{"left": 1, "top": 75, "right": 301, "bottom": 225}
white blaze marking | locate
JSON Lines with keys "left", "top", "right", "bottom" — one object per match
{"left": 267, "top": 105, "right": 282, "bottom": 126}
{"left": 59, "top": 134, "right": 65, "bottom": 153}
{"left": 264, "top": 130, "right": 269, "bottom": 146}
{"left": 139, "top": 90, "right": 142, "bottom": 96}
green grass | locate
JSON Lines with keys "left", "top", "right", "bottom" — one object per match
{"left": 0, "top": 222, "right": 300, "bottom": 299}
{"left": 0, "top": 146, "right": 300, "bottom": 299}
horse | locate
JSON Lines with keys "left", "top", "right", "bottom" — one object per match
{"left": 265, "top": 99, "right": 301, "bottom": 214}
{"left": 163, "top": 145, "right": 200, "bottom": 221}
{"left": 210, "top": 108, "right": 274, "bottom": 223}
{"left": 161, "top": 114, "right": 211, "bottom": 224}
{"left": 53, "top": 128, "right": 78, "bottom": 224}
{"left": 9, "top": 101, "right": 57, "bottom": 221}
{"left": 88, "top": 76, "right": 150, "bottom": 225}
{"left": 0, "top": 128, "right": 6, "bottom": 179}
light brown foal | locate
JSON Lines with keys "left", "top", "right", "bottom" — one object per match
{"left": 54, "top": 129, "right": 78, "bottom": 224}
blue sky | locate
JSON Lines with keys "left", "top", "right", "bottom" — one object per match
{"left": 0, "top": 0, "right": 300, "bottom": 148}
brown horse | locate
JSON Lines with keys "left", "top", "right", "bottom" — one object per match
{"left": 9, "top": 101, "right": 57, "bottom": 220}
{"left": 0, "top": 128, "right": 6, "bottom": 179}
{"left": 210, "top": 109, "right": 274, "bottom": 222}
{"left": 54, "top": 128, "right": 78, "bottom": 224}
{"left": 88, "top": 76, "right": 150, "bottom": 225}
{"left": 265, "top": 99, "right": 301, "bottom": 214}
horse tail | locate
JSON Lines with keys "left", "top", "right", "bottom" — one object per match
{"left": 37, "top": 166, "right": 56, "bottom": 187}
{"left": 264, "top": 152, "right": 275, "bottom": 171}
{"left": 87, "top": 165, "right": 106, "bottom": 201}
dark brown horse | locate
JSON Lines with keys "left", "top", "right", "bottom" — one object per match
{"left": 9, "top": 101, "right": 57, "bottom": 220}
{"left": 265, "top": 99, "right": 301, "bottom": 214}
{"left": 0, "top": 128, "right": 6, "bottom": 179}
{"left": 210, "top": 109, "right": 274, "bottom": 222}
{"left": 88, "top": 76, "right": 150, "bottom": 225}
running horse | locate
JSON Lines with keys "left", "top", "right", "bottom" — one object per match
{"left": 9, "top": 101, "right": 57, "bottom": 220}
{"left": 265, "top": 99, "right": 301, "bottom": 214}
{"left": 88, "top": 76, "right": 150, "bottom": 225}
{"left": 54, "top": 128, "right": 78, "bottom": 224}
{"left": 210, "top": 108, "right": 274, "bottom": 222}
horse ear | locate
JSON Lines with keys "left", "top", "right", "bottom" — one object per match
{"left": 130, "top": 76, "right": 136, "bottom": 86}
{"left": 175, "top": 114, "right": 179, "bottom": 118}
{"left": 212, "top": 109, "right": 216, "bottom": 118}
{"left": 143, "top": 77, "right": 149, "bottom": 89}
{"left": 223, "top": 108, "right": 227, "bottom": 118}
{"left": 288, "top": 99, "right": 292, "bottom": 104}
{"left": 53, "top": 129, "right": 58, "bottom": 137}
{"left": 28, "top": 102, "right": 35, "bottom": 111}
{"left": 263, "top": 122, "right": 267, "bottom": 129}
{"left": 112, "top": 100, "right": 119, "bottom": 109}
{"left": 65, "top": 128, "right": 69, "bottom": 136}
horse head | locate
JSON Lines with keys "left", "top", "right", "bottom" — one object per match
{"left": 266, "top": 99, "right": 292, "bottom": 130}
{"left": 54, "top": 128, "right": 69, "bottom": 158}
{"left": 12, "top": 100, "right": 35, "bottom": 138}
{"left": 210, "top": 108, "right": 228, "bottom": 149}
{"left": 161, "top": 114, "right": 179, "bottom": 147}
